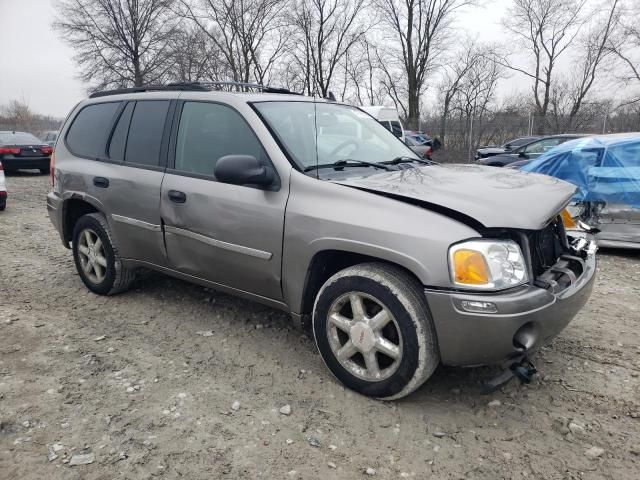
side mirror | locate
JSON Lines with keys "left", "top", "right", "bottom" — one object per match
{"left": 214, "top": 155, "right": 277, "bottom": 189}
{"left": 518, "top": 151, "right": 527, "bottom": 158}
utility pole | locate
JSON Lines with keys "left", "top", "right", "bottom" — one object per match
{"left": 468, "top": 116, "right": 474, "bottom": 162}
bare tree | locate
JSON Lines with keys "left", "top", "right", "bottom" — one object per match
{"left": 608, "top": 1, "right": 640, "bottom": 105}
{"left": 1, "top": 100, "right": 36, "bottom": 132}
{"left": 564, "top": 0, "right": 622, "bottom": 128}
{"left": 497, "top": 0, "right": 587, "bottom": 133}
{"left": 375, "top": 0, "right": 474, "bottom": 130}
{"left": 451, "top": 52, "right": 503, "bottom": 158}
{"left": 178, "top": 0, "right": 289, "bottom": 85}
{"left": 343, "top": 38, "right": 386, "bottom": 105}
{"left": 287, "top": 0, "right": 367, "bottom": 97}
{"left": 167, "top": 26, "right": 230, "bottom": 82}
{"left": 55, "top": 0, "right": 178, "bottom": 90}
{"left": 437, "top": 40, "right": 483, "bottom": 145}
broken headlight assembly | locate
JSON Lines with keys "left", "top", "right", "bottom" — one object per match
{"left": 449, "top": 240, "right": 528, "bottom": 290}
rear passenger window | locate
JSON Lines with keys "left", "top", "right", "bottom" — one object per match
{"left": 125, "top": 101, "right": 170, "bottom": 166}
{"left": 108, "top": 102, "right": 134, "bottom": 161}
{"left": 174, "top": 102, "right": 264, "bottom": 177}
{"left": 66, "top": 102, "right": 120, "bottom": 158}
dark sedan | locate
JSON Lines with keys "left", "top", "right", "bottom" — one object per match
{"left": 475, "top": 134, "right": 586, "bottom": 167}
{"left": 475, "top": 136, "right": 540, "bottom": 160}
{"left": 0, "top": 131, "right": 53, "bottom": 174}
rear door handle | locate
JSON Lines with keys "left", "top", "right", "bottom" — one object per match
{"left": 168, "top": 190, "right": 186, "bottom": 203}
{"left": 93, "top": 177, "right": 109, "bottom": 188}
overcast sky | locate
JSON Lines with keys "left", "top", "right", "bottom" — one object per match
{"left": 0, "top": 0, "right": 512, "bottom": 118}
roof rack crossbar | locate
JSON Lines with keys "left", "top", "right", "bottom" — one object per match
{"left": 89, "top": 81, "right": 300, "bottom": 98}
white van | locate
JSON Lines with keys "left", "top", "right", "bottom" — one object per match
{"left": 359, "top": 106, "right": 405, "bottom": 142}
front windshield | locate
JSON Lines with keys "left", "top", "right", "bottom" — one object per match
{"left": 253, "top": 102, "right": 418, "bottom": 171}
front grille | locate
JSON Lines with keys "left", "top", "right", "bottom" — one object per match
{"left": 527, "top": 216, "right": 567, "bottom": 277}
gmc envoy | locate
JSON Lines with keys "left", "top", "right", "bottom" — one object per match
{"left": 47, "top": 82, "right": 596, "bottom": 399}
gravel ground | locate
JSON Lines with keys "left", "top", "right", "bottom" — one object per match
{"left": 1, "top": 172, "right": 639, "bottom": 480}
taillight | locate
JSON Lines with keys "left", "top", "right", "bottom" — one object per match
{"left": 41, "top": 146, "right": 53, "bottom": 155}
{"left": 50, "top": 151, "right": 56, "bottom": 187}
{"left": 0, "top": 147, "right": 20, "bottom": 155}
{"left": 0, "top": 161, "right": 3, "bottom": 171}
{"left": 424, "top": 147, "right": 433, "bottom": 158}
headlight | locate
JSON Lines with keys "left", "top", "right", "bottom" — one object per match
{"left": 449, "top": 240, "right": 528, "bottom": 290}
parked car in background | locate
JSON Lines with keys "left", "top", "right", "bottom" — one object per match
{"left": 405, "top": 133, "right": 433, "bottom": 159}
{"left": 42, "top": 130, "right": 59, "bottom": 147}
{"left": 0, "top": 131, "right": 53, "bottom": 174}
{"left": 476, "top": 134, "right": 585, "bottom": 167}
{"left": 520, "top": 133, "right": 640, "bottom": 249}
{"left": 0, "top": 161, "right": 6, "bottom": 211}
{"left": 360, "top": 106, "right": 404, "bottom": 142}
{"left": 47, "top": 82, "right": 597, "bottom": 399}
{"left": 475, "top": 136, "right": 540, "bottom": 160}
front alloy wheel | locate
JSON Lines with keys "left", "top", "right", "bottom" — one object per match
{"left": 313, "top": 263, "right": 439, "bottom": 399}
{"left": 326, "top": 292, "right": 403, "bottom": 382}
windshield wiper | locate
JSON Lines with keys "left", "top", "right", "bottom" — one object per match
{"left": 304, "top": 159, "right": 391, "bottom": 172}
{"left": 384, "top": 156, "right": 437, "bottom": 166}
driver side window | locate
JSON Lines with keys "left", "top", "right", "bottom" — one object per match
{"left": 174, "top": 102, "right": 264, "bottom": 177}
{"left": 523, "top": 138, "right": 561, "bottom": 154}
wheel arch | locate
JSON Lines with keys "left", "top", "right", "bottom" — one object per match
{"left": 61, "top": 195, "right": 102, "bottom": 246}
{"left": 296, "top": 247, "right": 428, "bottom": 317}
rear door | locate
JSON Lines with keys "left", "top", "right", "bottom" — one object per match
{"left": 160, "top": 100, "right": 287, "bottom": 300}
{"left": 64, "top": 99, "right": 173, "bottom": 266}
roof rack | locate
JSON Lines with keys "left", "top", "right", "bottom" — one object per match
{"left": 89, "top": 81, "right": 299, "bottom": 98}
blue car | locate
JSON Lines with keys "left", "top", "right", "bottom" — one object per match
{"left": 519, "top": 133, "right": 640, "bottom": 249}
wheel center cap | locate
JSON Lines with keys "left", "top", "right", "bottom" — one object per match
{"left": 350, "top": 322, "right": 375, "bottom": 352}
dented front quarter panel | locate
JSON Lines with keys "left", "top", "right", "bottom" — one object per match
{"left": 282, "top": 170, "right": 480, "bottom": 314}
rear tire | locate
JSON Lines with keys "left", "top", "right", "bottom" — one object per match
{"left": 312, "top": 263, "right": 439, "bottom": 399}
{"left": 72, "top": 213, "right": 135, "bottom": 295}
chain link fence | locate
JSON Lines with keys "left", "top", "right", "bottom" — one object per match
{"left": 425, "top": 110, "right": 640, "bottom": 163}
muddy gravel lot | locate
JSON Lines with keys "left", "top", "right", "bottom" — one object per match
{"left": 1, "top": 172, "right": 639, "bottom": 480}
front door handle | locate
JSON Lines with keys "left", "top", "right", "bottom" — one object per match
{"left": 93, "top": 176, "right": 109, "bottom": 188}
{"left": 168, "top": 190, "right": 186, "bottom": 203}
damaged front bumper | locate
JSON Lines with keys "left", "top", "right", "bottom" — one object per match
{"left": 425, "top": 236, "right": 597, "bottom": 367}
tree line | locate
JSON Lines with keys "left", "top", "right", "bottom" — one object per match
{"left": 53, "top": 0, "right": 640, "bottom": 146}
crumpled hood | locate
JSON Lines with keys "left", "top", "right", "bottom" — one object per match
{"left": 332, "top": 164, "right": 576, "bottom": 230}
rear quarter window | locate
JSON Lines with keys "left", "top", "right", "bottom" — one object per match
{"left": 66, "top": 102, "right": 120, "bottom": 158}
{"left": 124, "top": 101, "right": 170, "bottom": 166}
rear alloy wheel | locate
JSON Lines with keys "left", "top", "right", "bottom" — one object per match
{"left": 72, "top": 213, "right": 135, "bottom": 295}
{"left": 77, "top": 228, "right": 108, "bottom": 284}
{"left": 313, "top": 263, "right": 439, "bottom": 399}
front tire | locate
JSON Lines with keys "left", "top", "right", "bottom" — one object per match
{"left": 72, "top": 213, "right": 135, "bottom": 295}
{"left": 312, "top": 263, "right": 439, "bottom": 399}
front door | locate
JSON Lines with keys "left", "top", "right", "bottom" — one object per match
{"left": 160, "top": 101, "right": 288, "bottom": 301}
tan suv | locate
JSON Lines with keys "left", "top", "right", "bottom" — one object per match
{"left": 47, "top": 82, "right": 597, "bottom": 398}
